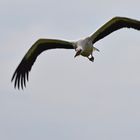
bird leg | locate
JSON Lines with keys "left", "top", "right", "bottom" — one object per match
{"left": 88, "top": 55, "right": 94, "bottom": 62}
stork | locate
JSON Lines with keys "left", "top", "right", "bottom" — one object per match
{"left": 11, "top": 17, "right": 140, "bottom": 89}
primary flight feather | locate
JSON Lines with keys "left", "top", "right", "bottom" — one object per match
{"left": 11, "top": 16, "right": 140, "bottom": 89}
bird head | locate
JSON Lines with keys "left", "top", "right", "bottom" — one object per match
{"left": 74, "top": 48, "right": 82, "bottom": 58}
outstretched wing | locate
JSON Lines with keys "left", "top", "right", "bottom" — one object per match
{"left": 11, "top": 39, "right": 74, "bottom": 89}
{"left": 90, "top": 17, "right": 140, "bottom": 44}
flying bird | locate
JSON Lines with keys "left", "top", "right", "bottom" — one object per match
{"left": 11, "top": 16, "right": 140, "bottom": 89}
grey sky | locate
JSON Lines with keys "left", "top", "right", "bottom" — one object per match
{"left": 1, "top": 0, "right": 140, "bottom": 140}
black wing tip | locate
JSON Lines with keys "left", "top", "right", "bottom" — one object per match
{"left": 11, "top": 69, "right": 29, "bottom": 90}
{"left": 11, "top": 59, "right": 31, "bottom": 90}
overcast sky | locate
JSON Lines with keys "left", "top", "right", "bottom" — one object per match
{"left": 1, "top": 0, "right": 140, "bottom": 140}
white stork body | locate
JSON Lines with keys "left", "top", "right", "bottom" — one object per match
{"left": 77, "top": 38, "right": 95, "bottom": 55}
{"left": 74, "top": 37, "right": 99, "bottom": 60}
{"left": 11, "top": 16, "right": 140, "bottom": 89}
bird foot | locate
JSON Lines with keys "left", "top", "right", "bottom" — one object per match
{"left": 88, "top": 56, "right": 94, "bottom": 62}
